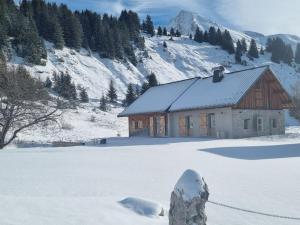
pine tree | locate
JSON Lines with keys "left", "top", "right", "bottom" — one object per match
{"left": 125, "top": 83, "right": 136, "bottom": 106}
{"left": 283, "top": 44, "right": 293, "bottom": 65}
{"left": 194, "top": 27, "right": 203, "bottom": 43}
{"left": 295, "top": 43, "right": 300, "bottom": 64}
{"left": 216, "top": 28, "right": 222, "bottom": 45}
{"left": 99, "top": 94, "right": 108, "bottom": 111}
{"left": 79, "top": 88, "right": 89, "bottom": 103}
{"left": 208, "top": 26, "right": 217, "bottom": 45}
{"left": 170, "top": 27, "right": 175, "bottom": 37}
{"left": 44, "top": 77, "right": 52, "bottom": 89}
{"left": 175, "top": 29, "right": 181, "bottom": 37}
{"left": 157, "top": 26, "right": 162, "bottom": 36}
{"left": 16, "top": 17, "right": 47, "bottom": 65}
{"left": 235, "top": 40, "right": 242, "bottom": 63}
{"left": 145, "top": 15, "right": 154, "bottom": 36}
{"left": 53, "top": 72, "right": 77, "bottom": 100}
{"left": 107, "top": 80, "right": 117, "bottom": 103}
{"left": 163, "top": 27, "right": 167, "bottom": 36}
{"left": 141, "top": 82, "right": 149, "bottom": 94}
{"left": 0, "top": 52, "right": 7, "bottom": 74}
{"left": 248, "top": 39, "right": 259, "bottom": 58}
{"left": 147, "top": 72, "right": 158, "bottom": 87}
{"left": 241, "top": 38, "right": 247, "bottom": 53}
{"left": 221, "top": 30, "right": 235, "bottom": 54}
{"left": 203, "top": 31, "right": 209, "bottom": 42}
{"left": 52, "top": 18, "right": 64, "bottom": 49}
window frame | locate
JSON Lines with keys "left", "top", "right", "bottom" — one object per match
{"left": 257, "top": 117, "right": 263, "bottom": 132}
{"left": 243, "top": 119, "right": 250, "bottom": 130}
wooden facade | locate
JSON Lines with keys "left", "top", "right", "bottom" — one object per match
{"left": 235, "top": 70, "right": 293, "bottom": 110}
{"left": 128, "top": 113, "right": 168, "bottom": 137}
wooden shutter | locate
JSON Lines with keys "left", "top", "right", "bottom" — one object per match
{"left": 159, "top": 116, "right": 165, "bottom": 136}
{"left": 199, "top": 113, "right": 208, "bottom": 136}
{"left": 179, "top": 115, "right": 186, "bottom": 136}
{"left": 149, "top": 117, "right": 154, "bottom": 136}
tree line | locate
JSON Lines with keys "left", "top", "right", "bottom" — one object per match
{"left": 99, "top": 72, "right": 159, "bottom": 111}
{"left": 0, "top": 0, "right": 144, "bottom": 65}
{"left": 266, "top": 37, "right": 300, "bottom": 65}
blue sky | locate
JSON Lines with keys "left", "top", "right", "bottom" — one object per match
{"left": 46, "top": 0, "right": 300, "bottom": 36}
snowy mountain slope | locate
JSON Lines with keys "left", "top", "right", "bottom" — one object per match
{"left": 168, "top": 10, "right": 219, "bottom": 35}
{"left": 168, "top": 10, "right": 252, "bottom": 42}
{"left": 245, "top": 31, "right": 300, "bottom": 50}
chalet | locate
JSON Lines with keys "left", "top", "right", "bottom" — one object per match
{"left": 118, "top": 66, "right": 293, "bottom": 138}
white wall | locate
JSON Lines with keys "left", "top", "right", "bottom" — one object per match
{"left": 231, "top": 109, "right": 285, "bottom": 138}
{"left": 168, "top": 107, "right": 233, "bottom": 138}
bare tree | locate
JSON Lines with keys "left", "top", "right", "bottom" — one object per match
{"left": 0, "top": 65, "right": 61, "bottom": 149}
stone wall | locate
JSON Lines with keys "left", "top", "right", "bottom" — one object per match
{"left": 231, "top": 109, "right": 285, "bottom": 138}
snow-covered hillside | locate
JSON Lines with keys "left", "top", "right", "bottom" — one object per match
{"left": 7, "top": 11, "right": 300, "bottom": 142}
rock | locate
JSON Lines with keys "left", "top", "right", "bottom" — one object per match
{"left": 169, "top": 169, "right": 209, "bottom": 225}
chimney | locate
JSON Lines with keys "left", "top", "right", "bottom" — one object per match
{"left": 212, "top": 66, "right": 225, "bottom": 83}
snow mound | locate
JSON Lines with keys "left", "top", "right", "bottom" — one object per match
{"left": 174, "top": 169, "right": 206, "bottom": 201}
{"left": 119, "top": 197, "right": 162, "bottom": 217}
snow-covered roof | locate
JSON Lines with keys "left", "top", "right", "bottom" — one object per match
{"left": 119, "top": 66, "right": 270, "bottom": 116}
{"left": 119, "top": 78, "right": 197, "bottom": 116}
{"left": 170, "top": 66, "right": 268, "bottom": 111}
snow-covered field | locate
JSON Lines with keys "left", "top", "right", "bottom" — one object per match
{"left": 1, "top": 129, "right": 300, "bottom": 225}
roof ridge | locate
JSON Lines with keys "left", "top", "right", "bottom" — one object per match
{"left": 155, "top": 76, "right": 199, "bottom": 87}
{"left": 165, "top": 77, "right": 200, "bottom": 112}
{"left": 225, "top": 65, "right": 269, "bottom": 75}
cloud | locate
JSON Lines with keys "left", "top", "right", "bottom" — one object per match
{"left": 217, "top": 0, "right": 300, "bottom": 36}
{"left": 46, "top": 0, "right": 300, "bottom": 36}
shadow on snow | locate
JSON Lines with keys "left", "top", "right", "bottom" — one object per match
{"left": 199, "top": 143, "right": 300, "bottom": 160}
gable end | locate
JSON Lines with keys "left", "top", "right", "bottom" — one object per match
{"left": 234, "top": 69, "right": 293, "bottom": 110}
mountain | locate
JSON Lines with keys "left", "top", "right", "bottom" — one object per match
{"left": 7, "top": 10, "right": 300, "bottom": 142}
{"left": 168, "top": 10, "right": 219, "bottom": 35}
{"left": 168, "top": 10, "right": 255, "bottom": 44}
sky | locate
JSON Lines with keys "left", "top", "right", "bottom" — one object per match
{"left": 47, "top": 0, "right": 300, "bottom": 36}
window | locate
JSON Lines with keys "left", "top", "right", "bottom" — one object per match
{"left": 185, "top": 116, "right": 193, "bottom": 129}
{"left": 208, "top": 113, "right": 215, "bottom": 128}
{"left": 138, "top": 121, "right": 143, "bottom": 129}
{"left": 257, "top": 117, "right": 263, "bottom": 132}
{"left": 244, "top": 119, "right": 250, "bottom": 130}
{"left": 272, "top": 119, "right": 277, "bottom": 128}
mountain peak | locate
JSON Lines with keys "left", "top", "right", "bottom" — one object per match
{"left": 168, "top": 10, "right": 219, "bottom": 35}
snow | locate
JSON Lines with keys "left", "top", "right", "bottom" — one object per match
{"left": 174, "top": 169, "right": 205, "bottom": 201}
{"left": 119, "top": 78, "right": 196, "bottom": 116}
{"left": 168, "top": 10, "right": 253, "bottom": 42}
{"left": 119, "top": 197, "right": 163, "bottom": 217}
{"left": 170, "top": 66, "right": 267, "bottom": 111}
{"left": 0, "top": 134, "right": 300, "bottom": 225}
{"left": 15, "top": 102, "right": 128, "bottom": 144}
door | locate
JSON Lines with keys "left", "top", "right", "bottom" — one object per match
{"left": 199, "top": 113, "right": 208, "bottom": 136}
{"left": 207, "top": 113, "right": 216, "bottom": 136}
{"left": 257, "top": 117, "right": 263, "bottom": 134}
{"left": 185, "top": 116, "right": 193, "bottom": 136}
